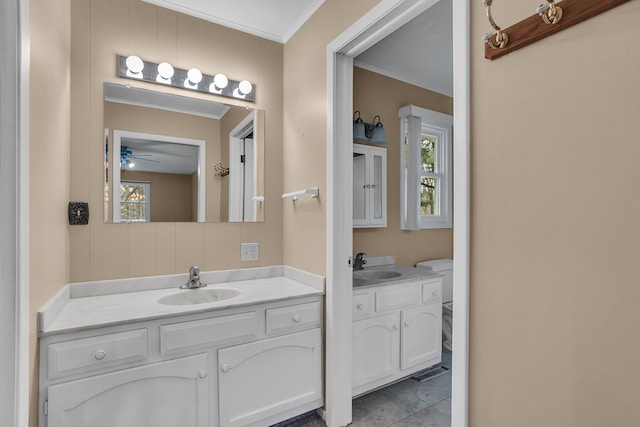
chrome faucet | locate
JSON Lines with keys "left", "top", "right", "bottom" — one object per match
{"left": 181, "top": 265, "right": 206, "bottom": 289}
{"left": 353, "top": 252, "right": 367, "bottom": 271}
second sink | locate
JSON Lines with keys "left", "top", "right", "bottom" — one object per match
{"left": 158, "top": 288, "right": 240, "bottom": 306}
{"left": 353, "top": 270, "right": 402, "bottom": 287}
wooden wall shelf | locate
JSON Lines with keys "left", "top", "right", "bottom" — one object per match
{"left": 485, "top": 0, "right": 631, "bottom": 60}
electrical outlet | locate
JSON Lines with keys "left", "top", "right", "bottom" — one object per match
{"left": 241, "top": 243, "right": 259, "bottom": 261}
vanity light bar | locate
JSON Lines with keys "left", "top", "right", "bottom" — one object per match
{"left": 118, "top": 55, "right": 254, "bottom": 102}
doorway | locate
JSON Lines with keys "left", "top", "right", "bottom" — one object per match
{"left": 325, "top": 1, "right": 470, "bottom": 426}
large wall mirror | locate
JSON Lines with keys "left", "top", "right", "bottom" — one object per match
{"left": 103, "top": 83, "right": 264, "bottom": 223}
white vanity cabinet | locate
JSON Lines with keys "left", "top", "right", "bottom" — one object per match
{"left": 218, "top": 328, "right": 322, "bottom": 427}
{"left": 353, "top": 143, "right": 387, "bottom": 228}
{"left": 352, "top": 278, "right": 442, "bottom": 396}
{"left": 39, "top": 295, "right": 323, "bottom": 427}
{"left": 46, "top": 354, "right": 210, "bottom": 427}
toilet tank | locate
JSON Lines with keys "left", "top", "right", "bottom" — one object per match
{"left": 416, "top": 259, "right": 453, "bottom": 303}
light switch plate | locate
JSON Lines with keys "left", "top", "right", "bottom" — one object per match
{"left": 241, "top": 243, "right": 259, "bottom": 261}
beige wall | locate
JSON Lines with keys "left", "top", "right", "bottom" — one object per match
{"left": 353, "top": 67, "right": 453, "bottom": 266}
{"left": 69, "top": 0, "right": 284, "bottom": 282}
{"left": 469, "top": 2, "right": 640, "bottom": 425}
{"left": 120, "top": 170, "right": 193, "bottom": 222}
{"left": 29, "top": 0, "right": 71, "bottom": 423}
{"left": 282, "top": 0, "right": 381, "bottom": 274}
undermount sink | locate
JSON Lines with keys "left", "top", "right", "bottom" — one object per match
{"left": 353, "top": 270, "right": 402, "bottom": 287}
{"left": 157, "top": 288, "right": 240, "bottom": 306}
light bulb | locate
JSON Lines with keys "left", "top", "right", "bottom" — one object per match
{"left": 125, "top": 55, "right": 144, "bottom": 74}
{"left": 238, "top": 80, "right": 253, "bottom": 95}
{"left": 213, "top": 73, "right": 228, "bottom": 89}
{"left": 157, "top": 62, "right": 174, "bottom": 79}
{"left": 187, "top": 68, "right": 203, "bottom": 84}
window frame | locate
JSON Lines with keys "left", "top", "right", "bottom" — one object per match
{"left": 119, "top": 180, "right": 151, "bottom": 222}
{"left": 399, "top": 104, "right": 453, "bottom": 230}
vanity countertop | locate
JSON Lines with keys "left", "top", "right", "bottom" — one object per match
{"left": 39, "top": 266, "right": 324, "bottom": 336}
{"left": 352, "top": 263, "right": 441, "bottom": 289}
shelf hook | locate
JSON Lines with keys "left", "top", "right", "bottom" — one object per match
{"left": 536, "top": 0, "right": 563, "bottom": 25}
{"left": 483, "top": 0, "right": 508, "bottom": 49}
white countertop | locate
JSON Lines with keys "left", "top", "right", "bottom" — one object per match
{"left": 352, "top": 263, "right": 441, "bottom": 289}
{"left": 39, "top": 266, "right": 324, "bottom": 336}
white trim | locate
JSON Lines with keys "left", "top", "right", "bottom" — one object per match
{"left": 0, "top": 0, "right": 30, "bottom": 425}
{"left": 281, "top": 0, "right": 326, "bottom": 44}
{"left": 451, "top": 0, "right": 470, "bottom": 425}
{"left": 17, "top": 0, "right": 30, "bottom": 419}
{"left": 112, "top": 130, "right": 205, "bottom": 222}
{"left": 228, "top": 110, "right": 256, "bottom": 222}
{"left": 326, "top": 0, "right": 470, "bottom": 426}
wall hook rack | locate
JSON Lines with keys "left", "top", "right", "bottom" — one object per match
{"left": 282, "top": 187, "right": 319, "bottom": 201}
{"left": 484, "top": 0, "right": 631, "bottom": 60}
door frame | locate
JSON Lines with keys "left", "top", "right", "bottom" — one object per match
{"left": 228, "top": 110, "right": 256, "bottom": 221}
{"left": 325, "top": 0, "right": 470, "bottom": 426}
{"left": 0, "top": 0, "right": 30, "bottom": 425}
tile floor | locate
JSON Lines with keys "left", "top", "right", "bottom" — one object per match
{"left": 274, "top": 349, "right": 452, "bottom": 427}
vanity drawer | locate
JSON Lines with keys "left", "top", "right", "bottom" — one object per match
{"left": 160, "top": 311, "right": 258, "bottom": 354}
{"left": 266, "top": 301, "right": 322, "bottom": 335}
{"left": 48, "top": 329, "right": 147, "bottom": 379}
{"left": 422, "top": 282, "right": 442, "bottom": 304}
{"left": 375, "top": 285, "right": 421, "bottom": 312}
{"left": 352, "top": 293, "right": 372, "bottom": 318}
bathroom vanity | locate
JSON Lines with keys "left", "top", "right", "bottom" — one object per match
{"left": 352, "top": 264, "right": 442, "bottom": 396}
{"left": 37, "top": 267, "right": 324, "bottom": 427}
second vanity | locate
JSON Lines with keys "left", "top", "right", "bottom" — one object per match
{"left": 37, "top": 267, "right": 324, "bottom": 427}
{"left": 351, "top": 263, "right": 443, "bottom": 397}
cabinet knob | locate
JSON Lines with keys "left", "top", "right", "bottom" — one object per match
{"left": 357, "top": 304, "right": 365, "bottom": 311}
{"left": 371, "top": 185, "right": 376, "bottom": 189}
{"left": 220, "top": 364, "right": 230, "bottom": 373}
{"left": 404, "top": 321, "right": 411, "bottom": 327}
{"left": 198, "top": 370, "right": 208, "bottom": 379}
{"left": 366, "top": 184, "right": 371, "bottom": 188}
{"left": 392, "top": 324, "right": 399, "bottom": 330}
{"left": 94, "top": 350, "right": 107, "bottom": 360}
{"left": 292, "top": 314, "right": 301, "bottom": 323}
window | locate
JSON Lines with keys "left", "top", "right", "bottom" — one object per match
{"left": 399, "top": 105, "right": 452, "bottom": 230}
{"left": 120, "top": 181, "right": 151, "bottom": 222}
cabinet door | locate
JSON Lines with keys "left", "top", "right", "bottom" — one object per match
{"left": 353, "top": 150, "right": 368, "bottom": 226}
{"left": 353, "top": 144, "right": 387, "bottom": 228}
{"left": 218, "top": 328, "right": 322, "bottom": 427}
{"left": 352, "top": 312, "right": 399, "bottom": 393}
{"left": 46, "top": 354, "right": 209, "bottom": 427}
{"left": 400, "top": 304, "right": 442, "bottom": 370}
{"left": 368, "top": 148, "right": 387, "bottom": 226}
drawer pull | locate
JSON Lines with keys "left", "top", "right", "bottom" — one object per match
{"left": 220, "top": 364, "right": 230, "bottom": 373}
{"left": 94, "top": 350, "right": 107, "bottom": 361}
{"left": 357, "top": 304, "right": 365, "bottom": 311}
{"left": 198, "top": 370, "right": 208, "bottom": 379}
{"left": 292, "top": 314, "right": 301, "bottom": 323}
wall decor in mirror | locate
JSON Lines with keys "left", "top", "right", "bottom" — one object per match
{"left": 103, "top": 83, "right": 264, "bottom": 223}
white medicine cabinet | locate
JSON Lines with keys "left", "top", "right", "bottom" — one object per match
{"left": 353, "top": 144, "right": 387, "bottom": 228}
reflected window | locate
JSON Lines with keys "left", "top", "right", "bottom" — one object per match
{"left": 120, "top": 181, "right": 150, "bottom": 222}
